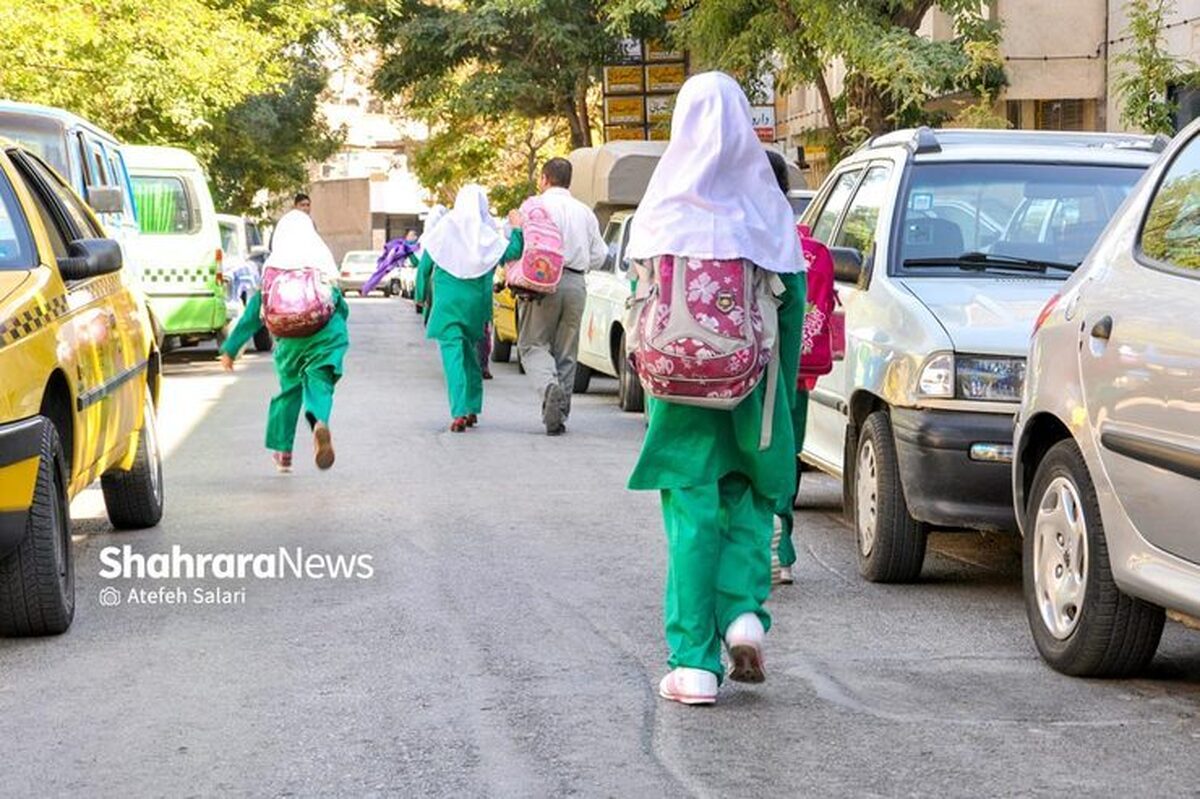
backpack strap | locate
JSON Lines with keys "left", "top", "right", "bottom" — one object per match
{"left": 758, "top": 271, "right": 785, "bottom": 451}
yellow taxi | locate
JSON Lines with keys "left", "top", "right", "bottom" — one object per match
{"left": 491, "top": 265, "right": 519, "bottom": 364}
{"left": 0, "top": 140, "right": 163, "bottom": 636}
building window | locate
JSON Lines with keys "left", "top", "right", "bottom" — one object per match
{"left": 1005, "top": 101, "right": 1021, "bottom": 129}
{"left": 1035, "top": 99, "right": 1086, "bottom": 131}
{"left": 1168, "top": 84, "right": 1200, "bottom": 132}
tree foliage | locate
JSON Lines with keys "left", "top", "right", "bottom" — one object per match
{"left": 1114, "top": 0, "right": 1192, "bottom": 135}
{"left": 0, "top": 0, "right": 342, "bottom": 212}
{"left": 607, "top": 0, "right": 1006, "bottom": 159}
{"left": 360, "top": 0, "right": 617, "bottom": 149}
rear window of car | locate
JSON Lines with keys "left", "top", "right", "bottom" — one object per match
{"left": 894, "top": 161, "right": 1143, "bottom": 276}
{"left": 131, "top": 175, "right": 199, "bottom": 234}
{"left": 219, "top": 222, "right": 239, "bottom": 255}
{"left": 0, "top": 167, "right": 36, "bottom": 270}
{"left": 343, "top": 252, "right": 376, "bottom": 266}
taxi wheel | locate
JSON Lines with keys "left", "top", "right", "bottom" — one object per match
{"left": 573, "top": 363, "right": 592, "bottom": 394}
{"left": 101, "top": 388, "right": 165, "bottom": 530}
{"left": 492, "top": 329, "right": 512, "bottom": 363}
{"left": 253, "top": 326, "right": 273, "bottom": 353}
{"left": 617, "top": 332, "right": 644, "bottom": 413}
{"left": 0, "top": 421, "right": 74, "bottom": 636}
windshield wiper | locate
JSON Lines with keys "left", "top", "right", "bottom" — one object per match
{"left": 903, "top": 251, "right": 1079, "bottom": 273}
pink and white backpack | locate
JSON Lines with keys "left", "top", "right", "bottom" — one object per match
{"left": 630, "top": 256, "right": 783, "bottom": 446}
{"left": 797, "top": 224, "right": 840, "bottom": 389}
{"left": 260, "top": 266, "right": 334, "bottom": 339}
{"left": 506, "top": 196, "right": 564, "bottom": 294}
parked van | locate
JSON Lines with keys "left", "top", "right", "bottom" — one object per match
{"left": 217, "top": 213, "right": 272, "bottom": 352}
{"left": 0, "top": 100, "right": 141, "bottom": 275}
{"left": 125, "top": 145, "right": 230, "bottom": 348}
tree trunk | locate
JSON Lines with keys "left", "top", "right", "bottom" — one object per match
{"left": 812, "top": 67, "right": 844, "bottom": 156}
{"left": 562, "top": 96, "right": 589, "bottom": 149}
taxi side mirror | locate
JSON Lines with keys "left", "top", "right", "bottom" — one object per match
{"left": 830, "top": 246, "right": 864, "bottom": 284}
{"left": 58, "top": 239, "right": 123, "bottom": 281}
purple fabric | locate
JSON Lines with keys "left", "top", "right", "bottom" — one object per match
{"left": 362, "top": 239, "right": 419, "bottom": 295}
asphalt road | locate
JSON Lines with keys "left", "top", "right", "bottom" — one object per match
{"left": 2, "top": 297, "right": 1198, "bottom": 798}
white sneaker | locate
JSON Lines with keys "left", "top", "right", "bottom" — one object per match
{"left": 778, "top": 565, "right": 794, "bottom": 585}
{"left": 658, "top": 668, "right": 718, "bottom": 705}
{"left": 725, "top": 613, "right": 766, "bottom": 684}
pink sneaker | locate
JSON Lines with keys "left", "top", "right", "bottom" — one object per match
{"left": 658, "top": 668, "right": 717, "bottom": 705}
{"left": 725, "top": 613, "right": 766, "bottom": 683}
{"left": 272, "top": 451, "right": 293, "bottom": 474}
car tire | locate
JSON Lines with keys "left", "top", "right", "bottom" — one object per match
{"left": 253, "top": 326, "right": 273, "bottom": 353}
{"left": 853, "top": 411, "right": 927, "bottom": 582}
{"left": 573, "top": 363, "right": 592, "bottom": 394}
{"left": 1023, "top": 439, "right": 1165, "bottom": 677}
{"left": 492, "top": 331, "right": 512, "bottom": 364}
{"left": 101, "top": 387, "right": 165, "bottom": 530}
{"left": 617, "top": 332, "right": 644, "bottom": 413}
{"left": 390, "top": 279, "right": 403, "bottom": 298}
{"left": 0, "top": 421, "right": 74, "bottom": 636}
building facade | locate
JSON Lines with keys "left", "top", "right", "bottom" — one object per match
{"left": 775, "top": 1, "right": 1200, "bottom": 180}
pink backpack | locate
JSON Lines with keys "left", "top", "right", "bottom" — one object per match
{"left": 631, "top": 256, "right": 783, "bottom": 447}
{"left": 506, "top": 196, "right": 564, "bottom": 294}
{"left": 260, "top": 267, "right": 334, "bottom": 338}
{"left": 797, "top": 224, "right": 840, "bottom": 388}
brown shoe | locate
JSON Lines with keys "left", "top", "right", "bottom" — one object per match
{"left": 313, "top": 423, "right": 335, "bottom": 469}
{"left": 466, "top": 414, "right": 478, "bottom": 427}
{"left": 450, "top": 417, "right": 468, "bottom": 432}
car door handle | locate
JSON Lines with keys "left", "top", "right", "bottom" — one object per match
{"left": 1090, "top": 315, "right": 1113, "bottom": 341}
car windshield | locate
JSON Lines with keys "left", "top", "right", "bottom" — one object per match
{"left": 0, "top": 113, "right": 70, "bottom": 179}
{"left": 344, "top": 252, "right": 376, "bottom": 267}
{"left": 894, "top": 162, "right": 1144, "bottom": 277}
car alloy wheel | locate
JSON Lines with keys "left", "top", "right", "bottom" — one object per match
{"left": 856, "top": 437, "right": 878, "bottom": 558}
{"left": 1032, "top": 475, "right": 1089, "bottom": 640}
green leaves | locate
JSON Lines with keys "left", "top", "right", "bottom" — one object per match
{"left": 0, "top": 0, "right": 340, "bottom": 213}
{"left": 1114, "top": 0, "right": 1192, "bottom": 135}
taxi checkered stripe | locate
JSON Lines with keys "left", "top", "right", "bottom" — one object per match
{"left": 0, "top": 295, "right": 69, "bottom": 346}
{"left": 141, "top": 266, "right": 215, "bottom": 284}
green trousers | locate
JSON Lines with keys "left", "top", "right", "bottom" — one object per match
{"left": 266, "top": 363, "right": 337, "bottom": 453}
{"left": 776, "top": 390, "right": 810, "bottom": 568}
{"left": 661, "top": 472, "right": 774, "bottom": 679}
{"left": 439, "top": 336, "right": 484, "bottom": 417}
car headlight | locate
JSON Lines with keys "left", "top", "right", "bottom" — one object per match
{"left": 956, "top": 355, "right": 1026, "bottom": 401}
{"left": 917, "top": 352, "right": 955, "bottom": 398}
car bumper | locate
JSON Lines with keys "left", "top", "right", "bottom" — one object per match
{"left": 891, "top": 407, "right": 1017, "bottom": 532}
{"left": 146, "top": 294, "right": 228, "bottom": 336}
{"left": 340, "top": 277, "right": 380, "bottom": 293}
{"left": 0, "top": 417, "right": 49, "bottom": 557}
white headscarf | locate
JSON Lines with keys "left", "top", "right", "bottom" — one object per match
{"left": 420, "top": 204, "right": 448, "bottom": 242}
{"left": 265, "top": 210, "right": 338, "bottom": 281}
{"left": 625, "top": 72, "right": 802, "bottom": 273}
{"left": 419, "top": 185, "right": 509, "bottom": 279}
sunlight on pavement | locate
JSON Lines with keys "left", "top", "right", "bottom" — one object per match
{"left": 69, "top": 367, "right": 238, "bottom": 526}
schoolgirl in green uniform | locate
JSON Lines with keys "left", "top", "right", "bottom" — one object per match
{"left": 417, "top": 185, "right": 523, "bottom": 431}
{"left": 624, "top": 73, "right": 808, "bottom": 705}
{"left": 219, "top": 210, "right": 349, "bottom": 473}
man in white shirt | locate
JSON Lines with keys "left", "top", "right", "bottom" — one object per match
{"left": 517, "top": 158, "right": 608, "bottom": 435}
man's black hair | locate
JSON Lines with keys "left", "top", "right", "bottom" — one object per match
{"left": 541, "top": 158, "right": 573, "bottom": 189}
{"left": 766, "top": 151, "right": 790, "bottom": 195}
{"left": 294, "top": 192, "right": 311, "bottom": 205}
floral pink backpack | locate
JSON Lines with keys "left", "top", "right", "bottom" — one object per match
{"left": 630, "top": 256, "right": 784, "bottom": 448}
{"left": 797, "top": 224, "right": 840, "bottom": 389}
{"left": 506, "top": 196, "right": 564, "bottom": 294}
{"left": 260, "top": 267, "right": 334, "bottom": 338}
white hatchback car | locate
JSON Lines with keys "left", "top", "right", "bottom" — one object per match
{"left": 800, "top": 128, "right": 1163, "bottom": 583}
{"left": 1014, "top": 118, "right": 1200, "bottom": 677}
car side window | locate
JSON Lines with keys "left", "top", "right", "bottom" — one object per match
{"left": 21, "top": 153, "right": 102, "bottom": 239}
{"left": 1140, "top": 135, "right": 1200, "bottom": 273}
{"left": 810, "top": 169, "right": 862, "bottom": 244}
{"left": 833, "top": 165, "right": 892, "bottom": 255}
{"left": 599, "top": 219, "right": 622, "bottom": 272}
{"left": 87, "top": 138, "right": 111, "bottom": 187}
{"left": 10, "top": 156, "right": 73, "bottom": 260}
{"left": 0, "top": 161, "right": 38, "bottom": 270}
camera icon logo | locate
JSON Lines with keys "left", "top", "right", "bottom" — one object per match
{"left": 98, "top": 586, "right": 122, "bottom": 607}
